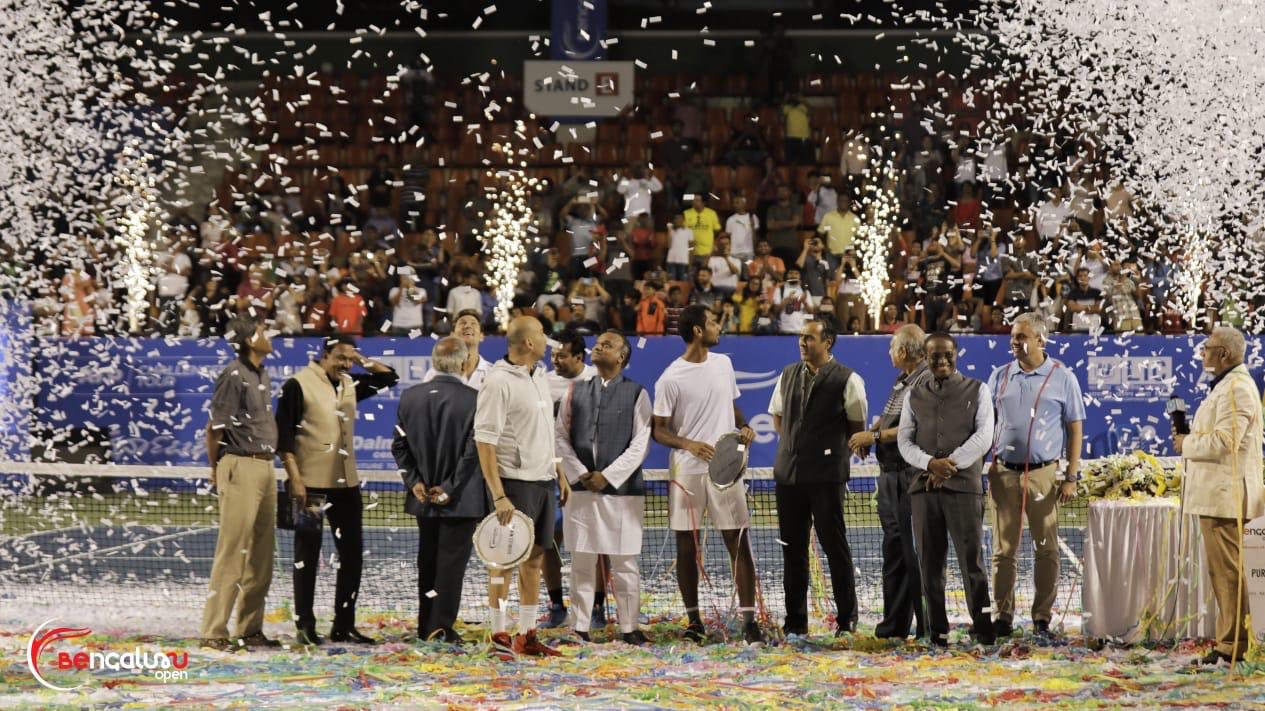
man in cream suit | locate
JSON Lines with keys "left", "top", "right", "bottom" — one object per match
{"left": 1174, "top": 326, "right": 1265, "bottom": 665}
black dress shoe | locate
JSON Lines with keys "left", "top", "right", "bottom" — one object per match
{"left": 296, "top": 626, "right": 323, "bottom": 646}
{"left": 329, "top": 626, "right": 379, "bottom": 645}
{"left": 1197, "top": 649, "right": 1233, "bottom": 665}
{"left": 684, "top": 622, "right": 707, "bottom": 644}
{"left": 574, "top": 630, "right": 592, "bottom": 642}
{"left": 622, "top": 630, "right": 649, "bottom": 646}
{"left": 1033, "top": 619, "right": 1052, "bottom": 637}
{"left": 238, "top": 632, "right": 281, "bottom": 648}
{"left": 929, "top": 635, "right": 949, "bottom": 648}
{"left": 782, "top": 624, "right": 809, "bottom": 636}
{"left": 994, "top": 618, "right": 1014, "bottom": 638}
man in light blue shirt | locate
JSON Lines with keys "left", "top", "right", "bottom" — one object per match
{"left": 985, "top": 312, "right": 1085, "bottom": 639}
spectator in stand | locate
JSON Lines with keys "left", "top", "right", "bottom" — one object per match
{"left": 272, "top": 277, "right": 305, "bottom": 336}
{"left": 877, "top": 303, "right": 903, "bottom": 334}
{"left": 1061, "top": 267, "right": 1103, "bottom": 333}
{"left": 753, "top": 299, "right": 779, "bottom": 335}
{"left": 747, "top": 239, "right": 786, "bottom": 283}
{"left": 997, "top": 234, "right": 1039, "bottom": 315}
{"left": 921, "top": 236, "right": 962, "bottom": 331}
{"left": 973, "top": 225, "right": 1006, "bottom": 309}
{"left": 446, "top": 271, "right": 483, "bottom": 318}
{"left": 568, "top": 278, "right": 611, "bottom": 331}
{"left": 733, "top": 279, "right": 764, "bottom": 333}
{"left": 614, "top": 290, "right": 639, "bottom": 334}
{"left": 725, "top": 195, "right": 759, "bottom": 260}
{"left": 236, "top": 266, "right": 274, "bottom": 320}
{"left": 300, "top": 283, "right": 330, "bottom": 335}
{"left": 795, "top": 236, "right": 832, "bottom": 299}
{"left": 805, "top": 171, "right": 838, "bottom": 227}
{"left": 983, "top": 306, "right": 1011, "bottom": 334}
{"left": 155, "top": 237, "right": 193, "bottom": 335}
{"left": 774, "top": 267, "right": 815, "bottom": 335}
{"left": 722, "top": 113, "right": 771, "bottom": 167}
{"left": 706, "top": 235, "right": 743, "bottom": 298}
{"left": 665, "top": 213, "right": 693, "bottom": 282}
{"left": 561, "top": 194, "right": 607, "bottom": 279}
{"left": 59, "top": 264, "right": 98, "bottom": 337}
{"left": 636, "top": 283, "right": 666, "bottom": 335}
{"left": 1074, "top": 240, "right": 1109, "bottom": 291}
{"left": 616, "top": 163, "right": 662, "bottom": 222}
{"left": 389, "top": 267, "right": 428, "bottom": 335}
{"left": 534, "top": 248, "right": 569, "bottom": 314}
{"left": 329, "top": 278, "right": 368, "bottom": 335}
{"left": 766, "top": 185, "right": 801, "bottom": 267}
{"left": 1033, "top": 185, "right": 1071, "bottom": 244}
{"left": 834, "top": 248, "right": 867, "bottom": 331}
{"left": 952, "top": 183, "right": 982, "bottom": 233}
{"left": 600, "top": 228, "right": 636, "bottom": 305}
{"left": 1102, "top": 260, "right": 1143, "bottom": 333}
{"left": 664, "top": 286, "right": 687, "bottom": 337}
{"left": 673, "top": 153, "right": 713, "bottom": 208}
{"left": 689, "top": 266, "right": 721, "bottom": 310}
{"left": 366, "top": 154, "right": 394, "bottom": 211}
{"left": 671, "top": 95, "right": 704, "bottom": 145}
{"left": 684, "top": 194, "right": 721, "bottom": 261}
{"left": 628, "top": 214, "right": 658, "bottom": 280}
{"left": 782, "top": 94, "right": 812, "bottom": 165}
{"left": 539, "top": 302, "right": 564, "bottom": 335}
{"left": 656, "top": 120, "right": 699, "bottom": 173}
{"left": 719, "top": 301, "right": 740, "bottom": 334}
{"left": 817, "top": 194, "right": 859, "bottom": 269}
{"left": 756, "top": 155, "right": 788, "bottom": 230}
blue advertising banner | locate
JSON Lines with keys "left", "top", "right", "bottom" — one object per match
{"left": 551, "top": 0, "right": 607, "bottom": 61}
{"left": 27, "top": 334, "right": 1264, "bottom": 471}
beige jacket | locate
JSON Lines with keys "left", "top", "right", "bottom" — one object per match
{"left": 1182, "top": 364, "right": 1265, "bottom": 520}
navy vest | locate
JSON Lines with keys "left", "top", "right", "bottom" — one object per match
{"left": 906, "top": 372, "right": 985, "bottom": 494}
{"left": 567, "top": 374, "right": 645, "bottom": 496}
{"left": 773, "top": 359, "right": 855, "bottom": 485}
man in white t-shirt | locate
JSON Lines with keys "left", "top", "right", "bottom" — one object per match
{"left": 706, "top": 235, "right": 743, "bottom": 296}
{"left": 652, "top": 304, "right": 763, "bottom": 645}
{"left": 774, "top": 268, "right": 815, "bottom": 334}
{"left": 616, "top": 163, "right": 663, "bottom": 222}
{"left": 724, "top": 195, "right": 759, "bottom": 260}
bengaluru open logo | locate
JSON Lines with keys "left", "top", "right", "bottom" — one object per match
{"left": 27, "top": 619, "right": 190, "bottom": 691}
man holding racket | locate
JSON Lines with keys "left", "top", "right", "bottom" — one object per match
{"left": 768, "top": 319, "right": 868, "bottom": 637}
{"left": 985, "top": 312, "right": 1084, "bottom": 639}
{"left": 652, "top": 304, "right": 763, "bottom": 645}
{"left": 475, "top": 315, "right": 571, "bottom": 658}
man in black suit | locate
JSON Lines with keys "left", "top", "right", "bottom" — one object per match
{"left": 392, "top": 336, "right": 489, "bottom": 643}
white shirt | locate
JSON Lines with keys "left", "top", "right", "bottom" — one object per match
{"left": 1034, "top": 199, "right": 1071, "bottom": 241}
{"left": 445, "top": 284, "right": 483, "bottom": 317}
{"left": 389, "top": 286, "right": 427, "bottom": 330}
{"left": 616, "top": 177, "right": 663, "bottom": 219}
{"left": 666, "top": 227, "right": 693, "bottom": 265}
{"left": 808, "top": 185, "right": 838, "bottom": 224}
{"left": 896, "top": 381, "right": 995, "bottom": 471}
{"left": 706, "top": 254, "right": 742, "bottom": 291}
{"left": 474, "top": 358, "right": 557, "bottom": 482}
{"left": 773, "top": 283, "right": 815, "bottom": 334}
{"left": 767, "top": 363, "right": 869, "bottom": 424}
{"left": 548, "top": 364, "right": 597, "bottom": 404}
{"left": 725, "top": 212, "right": 760, "bottom": 258}
{"left": 653, "top": 353, "right": 741, "bottom": 477}
{"left": 423, "top": 355, "right": 492, "bottom": 391}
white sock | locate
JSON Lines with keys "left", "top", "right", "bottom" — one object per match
{"left": 489, "top": 606, "right": 506, "bottom": 634}
{"left": 518, "top": 603, "right": 537, "bottom": 634}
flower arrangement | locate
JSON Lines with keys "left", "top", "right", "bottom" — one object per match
{"left": 1078, "top": 451, "right": 1182, "bottom": 500}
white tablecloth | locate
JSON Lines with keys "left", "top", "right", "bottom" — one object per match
{"left": 1083, "top": 499, "right": 1217, "bottom": 642}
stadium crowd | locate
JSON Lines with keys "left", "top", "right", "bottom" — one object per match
{"left": 26, "top": 66, "right": 1236, "bottom": 340}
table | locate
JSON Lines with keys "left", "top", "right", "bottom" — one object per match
{"left": 1083, "top": 498, "right": 1216, "bottom": 642}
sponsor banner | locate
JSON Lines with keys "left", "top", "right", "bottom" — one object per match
{"left": 28, "top": 335, "right": 1261, "bottom": 472}
{"left": 1246, "top": 515, "right": 1265, "bottom": 642}
{"left": 551, "top": 0, "right": 606, "bottom": 61}
{"left": 28, "top": 619, "right": 190, "bottom": 690}
{"left": 523, "top": 60, "right": 634, "bottom": 118}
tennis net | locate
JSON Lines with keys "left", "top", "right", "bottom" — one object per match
{"left": 0, "top": 462, "right": 1089, "bottom": 633}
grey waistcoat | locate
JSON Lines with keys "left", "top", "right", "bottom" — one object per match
{"left": 907, "top": 373, "right": 984, "bottom": 494}
{"left": 567, "top": 374, "right": 645, "bottom": 496}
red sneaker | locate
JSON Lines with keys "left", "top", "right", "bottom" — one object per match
{"left": 513, "top": 629, "right": 562, "bottom": 657}
{"left": 490, "top": 631, "right": 515, "bottom": 661}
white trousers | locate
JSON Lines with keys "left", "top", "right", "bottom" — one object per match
{"left": 571, "top": 551, "right": 641, "bottom": 633}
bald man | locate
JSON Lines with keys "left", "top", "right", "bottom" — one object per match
{"left": 474, "top": 316, "right": 572, "bottom": 658}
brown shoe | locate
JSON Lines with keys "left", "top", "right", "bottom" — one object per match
{"left": 513, "top": 630, "right": 562, "bottom": 657}
{"left": 199, "top": 638, "right": 233, "bottom": 651}
{"left": 238, "top": 632, "right": 282, "bottom": 648}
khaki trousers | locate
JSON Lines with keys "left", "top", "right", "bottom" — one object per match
{"left": 1199, "top": 516, "right": 1250, "bottom": 658}
{"left": 990, "top": 463, "right": 1060, "bottom": 623}
{"left": 200, "top": 455, "right": 276, "bottom": 639}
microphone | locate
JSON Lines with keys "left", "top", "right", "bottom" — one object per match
{"left": 1165, "top": 395, "right": 1190, "bottom": 435}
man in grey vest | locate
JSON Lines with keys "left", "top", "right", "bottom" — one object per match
{"left": 554, "top": 330, "right": 652, "bottom": 645}
{"left": 768, "top": 320, "right": 868, "bottom": 636}
{"left": 392, "top": 336, "right": 488, "bottom": 644}
{"left": 897, "top": 332, "right": 997, "bottom": 647}
{"left": 276, "top": 335, "right": 399, "bottom": 646}
{"left": 849, "top": 323, "right": 929, "bottom": 640}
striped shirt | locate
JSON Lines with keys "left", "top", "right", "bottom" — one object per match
{"left": 875, "top": 364, "right": 930, "bottom": 469}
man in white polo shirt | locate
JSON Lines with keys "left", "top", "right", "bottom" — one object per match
{"left": 475, "top": 315, "right": 572, "bottom": 658}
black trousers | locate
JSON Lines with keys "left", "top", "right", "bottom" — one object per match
{"left": 911, "top": 489, "right": 994, "bottom": 641}
{"left": 293, "top": 485, "right": 363, "bottom": 630}
{"left": 875, "top": 466, "right": 927, "bottom": 639}
{"left": 775, "top": 483, "right": 857, "bottom": 632}
{"left": 416, "top": 516, "right": 477, "bottom": 640}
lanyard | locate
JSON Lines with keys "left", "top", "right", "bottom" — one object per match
{"left": 989, "top": 357, "right": 1061, "bottom": 467}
